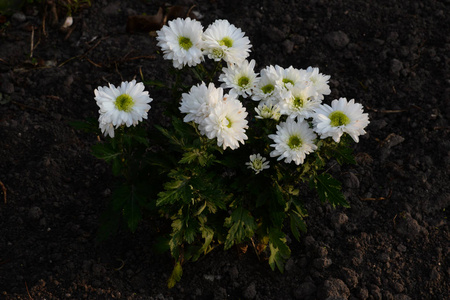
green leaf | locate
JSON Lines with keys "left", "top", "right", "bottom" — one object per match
{"left": 112, "top": 184, "right": 145, "bottom": 232}
{"left": 123, "top": 126, "right": 149, "bottom": 147}
{"left": 123, "top": 192, "right": 143, "bottom": 233}
{"left": 179, "top": 150, "right": 199, "bottom": 164}
{"left": 310, "top": 173, "right": 350, "bottom": 208}
{"left": 157, "top": 171, "right": 192, "bottom": 207}
{"left": 179, "top": 148, "right": 214, "bottom": 166}
{"left": 289, "top": 210, "right": 307, "bottom": 241}
{"left": 169, "top": 219, "right": 183, "bottom": 258}
{"left": 192, "top": 225, "right": 214, "bottom": 262}
{"left": 111, "top": 184, "right": 131, "bottom": 211}
{"left": 144, "top": 79, "right": 167, "bottom": 89}
{"left": 184, "top": 218, "right": 198, "bottom": 244}
{"left": 333, "top": 145, "right": 356, "bottom": 165}
{"left": 92, "top": 143, "right": 121, "bottom": 162}
{"left": 152, "top": 236, "right": 170, "bottom": 254}
{"left": 154, "top": 124, "right": 185, "bottom": 149}
{"left": 167, "top": 262, "right": 183, "bottom": 289}
{"left": 268, "top": 228, "right": 291, "bottom": 272}
{"left": 224, "top": 207, "right": 257, "bottom": 250}
{"left": 69, "top": 117, "right": 98, "bottom": 133}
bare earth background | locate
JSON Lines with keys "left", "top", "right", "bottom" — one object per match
{"left": 0, "top": 0, "right": 449, "bottom": 299}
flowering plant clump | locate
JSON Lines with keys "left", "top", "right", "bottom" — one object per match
{"left": 82, "top": 18, "right": 369, "bottom": 287}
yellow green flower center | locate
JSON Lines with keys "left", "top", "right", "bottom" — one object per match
{"left": 282, "top": 78, "right": 294, "bottom": 86}
{"left": 293, "top": 96, "right": 305, "bottom": 108}
{"left": 288, "top": 135, "right": 302, "bottom": 149}
{"left": 212, "top": 48, "right": 224, "bottom": 58}
{"left": 178, "top": 36, "right": 193, "bottom": 50}
{"left": 252, "top": 159, "right": 263, "bottom": 170}
{"left": 329, "top": 111, "right": 350, "bottom": 127}
{"left": 237, "top": 76, "right": 250, "bottom": 88}
{"left": 261, "top": 84, "right": 274, "bottom": 94}
{"left": 226, "top": 117, "right": 232, "bottom": 128}
{"left": 115, "top": 94, "right": 134, "bottom": 112}
{"left": 219, "top": 37, "right": 233, "bottom": 48}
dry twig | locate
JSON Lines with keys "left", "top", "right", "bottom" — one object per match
{"left": 359, "top": 189, "right": 392, "bottom": 201}
{"left": 0, "top": 180, "right": 6, "bottom": 204}
{"left": 365, "top": 105, "right": 407, "bottom": 114}
{"left": 25, "top": 281, "right": 33, "bottom": 300}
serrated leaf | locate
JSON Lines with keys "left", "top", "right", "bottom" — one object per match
{"left": 224, "top": 207, "right": 257, "bottom": 250}
{"left": 311, "top": 173, "right": 350, "bottom": 208}
{"left": 268, "top": 228, "right": 291, "bottom": 273}
{"left": 154, "top": 124, "right": 185, "bottom": 149}
{"left": 144, "top": 79, "right": 166, "bottom": 88}
{"left": 69, "top": 117, "right": 98, "bottom": 133}
{"left": 289, "top": 210, "right": 307, "bottom": 241}
{"left": 152, "top": 236, "right": 170, "bottom": 254}
{"left": 184, "top": 218, "right": 198, "bottom": 244}
{"left": 192, "top": 226, "right": 214, "bottom": 262}
{"left": 178, "top": 148, "right": 214, "bottom": 166}
{"left": 333, "top": 145, "right": 356, "bottom": 165}
{"left": 179, "top": 150, "right": 200, "bottom": 164}
{"left": 169, "top": 219, "right": 183, "bottom": 258}
{"left": 92, "top": 143, "right": 121, "bottom": 162}
{"left": 167, "top": 262, "right": 183, "bottom": 289}
{"left": 157, "top": 172, "right": 192, "bottom": 207}
{"left": 123, "top": 127, "right": 150, "bottom": 147}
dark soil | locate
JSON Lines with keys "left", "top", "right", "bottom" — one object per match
{"left": 1, "top": 0, "right": 449, "bottom": 299}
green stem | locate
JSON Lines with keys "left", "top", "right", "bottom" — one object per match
{"left": 208, "top": 60, "right": 223, "bottom": 82}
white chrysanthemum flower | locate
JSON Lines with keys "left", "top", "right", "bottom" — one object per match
{"left": 202, "top": 96, "right": 248, "bottom": 150}
{"left": 98, "top": 115, "right": 115, "bottom": 138}
{"left": 279, "top": 83, "right": 321, "bottom": 120}
{"left": 203, "top": 19, "right": 251, "bottom": 65}
{"left": 274, "top": 65, "right": 306, "bottom": 90}
{"left": 156, "top": 17, "right": 204, "bottom": 69}
{"left": 254, "top": 100, "right": 281, "bottom": 121}
{"left": 95, "top": 80, "right": 152, "bottom": 128}
{"left": 313, "top": 98, "right": 370, "bottom": 143}
{"left": 246, "top": 153, "right": 270, "bottom": 174}
{"left": 269, "top": 118, "right": 318, "bottom": 165}
{"left": 306, "top": 67, "right": 331, "bottom": 98}
{"left": 251, "top": 66, "right": 282, "bottom": 103}
{"left": 219, "top": 59, "right": 259, "bottom": 98}
{"left": 179, "top": 82, "right": 221, "bottom": 125}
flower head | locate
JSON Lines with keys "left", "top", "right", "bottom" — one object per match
{"left": 269, "top": 118, "right": 318, "bottom": 165}
{"left": 279, "top": 83, "right": 321, "bottom": 120}
{"left": 306, "top": 67, "right": 331, "bottom": 99}
{"left": 251, "top": 66, "right": 282, "bottom": 103}
{"left": 156, "top": 17, "right": 204, "bottom": 69}
{"left": 202, "top": 96, "right": 248, "bottom": 150}
{"left": 179, "top": 82, "right": 221, "bottom": 125}
{"left": 98, "top": 115, "right": 115, "bottom": 138}
{"left": 203, "top": 19, "right": 251, "bottom": 65}
{"left": 313, "top": 98, "right": 370, "bottom": 143}
{"left": 246, "top": 153, "right": 270, "bottom": 174}
{"left": 254, "top": 100, "right": 281, "bottom": 121}
{"left": 219, "top": 59, "right": 259, "bottom": 98}
{"left": 274, "top": 65, "right": 306, "bottom": 90}
{"left": 94, "top": 80, "right": 152, "bottom": 130}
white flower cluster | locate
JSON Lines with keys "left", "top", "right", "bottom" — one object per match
{"left": 157, "top": 17, "right": 370, "bottom": 170}
{"left": 217, "top": 62, "right": 369, "bottom": 165}
{"left": 94, "top": 80, "right": 153, "bottom": 138}
{"left": 179, "top": 82, "right": 248, "bottom": 150}
{"left": 156, "top": 18, "right": 251, "bottom": 68}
